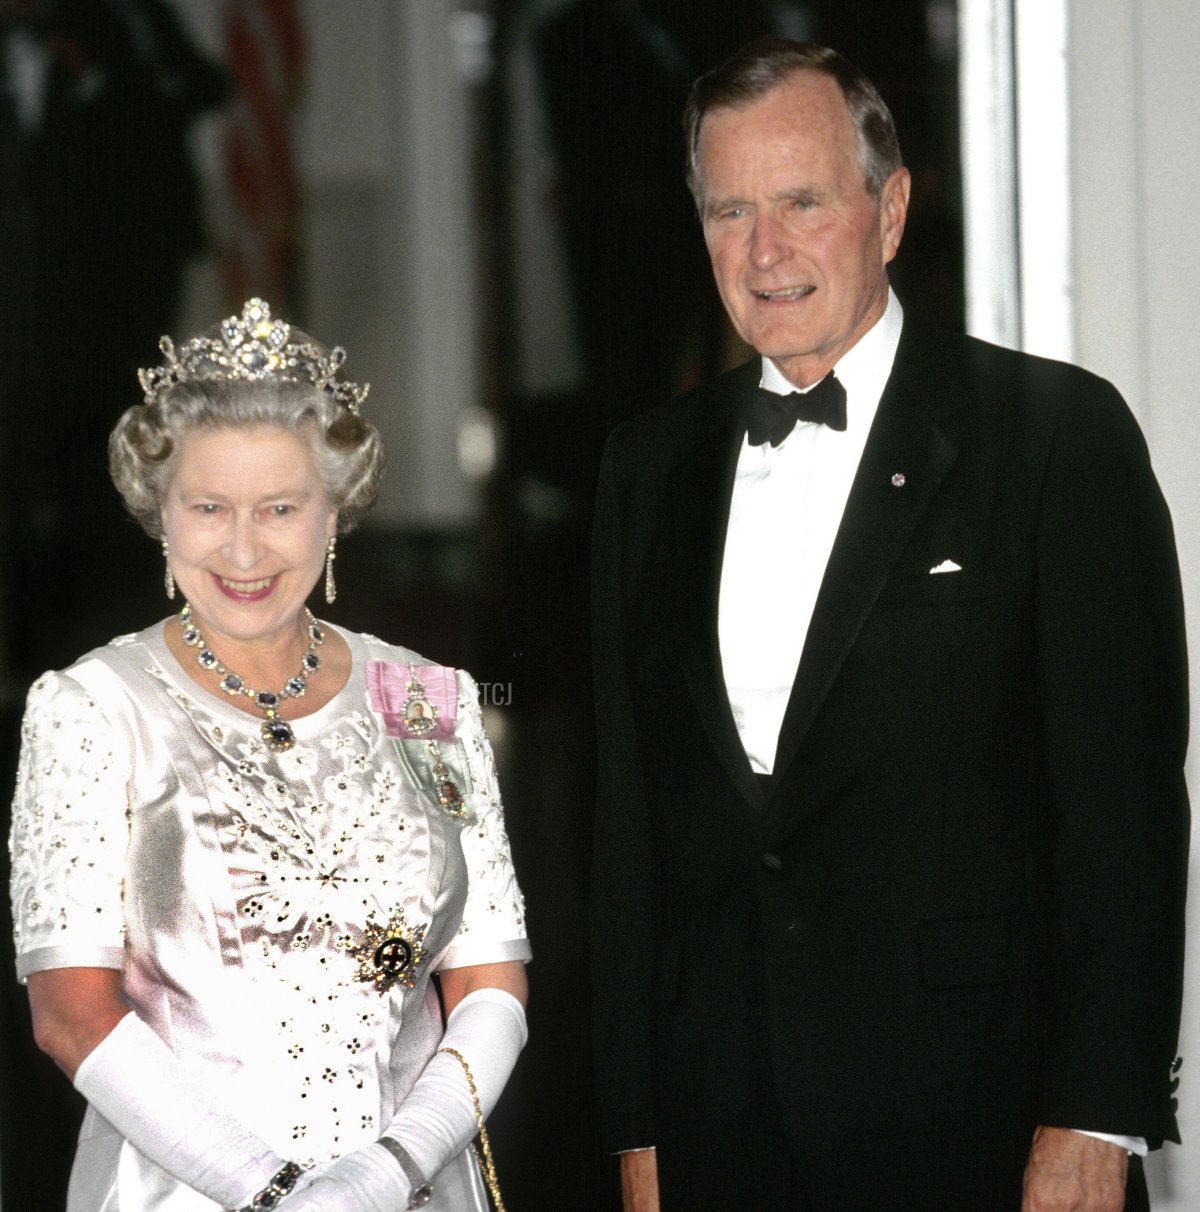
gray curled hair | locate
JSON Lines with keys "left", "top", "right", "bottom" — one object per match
{"left": 109, "top": 352, "right": 384, "bottom": 539}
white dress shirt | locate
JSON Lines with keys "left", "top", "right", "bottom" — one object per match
{"left": 718, "top": 293, "right": 902, "bottom": 775}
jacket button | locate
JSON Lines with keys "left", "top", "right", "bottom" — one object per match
{"left": 761, "top": 852, "right": 783, "bottom": 872}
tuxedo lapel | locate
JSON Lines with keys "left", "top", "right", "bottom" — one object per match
{"left": 666, "top": 362, "right": 765, "bottom": 809}
{"left": 768, "top": 328, "right": 965, "bottom": 796}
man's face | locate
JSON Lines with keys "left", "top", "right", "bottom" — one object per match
{"left": 697, "top": 70, "right": 910, "bottom": 388}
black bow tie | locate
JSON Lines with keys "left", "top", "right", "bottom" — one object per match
{"left": 745, "top": 372, "right": 847, "bottom": 447}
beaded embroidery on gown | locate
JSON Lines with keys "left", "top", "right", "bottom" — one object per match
{"left": 9, "top": 621, "right": 530, "bottom": 1211}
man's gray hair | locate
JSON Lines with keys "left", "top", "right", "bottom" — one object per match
{"left": 683, "top": 40, "right": 904, "bottom": 209}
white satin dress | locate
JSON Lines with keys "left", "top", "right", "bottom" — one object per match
{"left": 9, "top": 620, "right": 530, "bottom": 1211}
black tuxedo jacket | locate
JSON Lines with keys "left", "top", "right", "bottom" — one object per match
{"left": 590, "top": 319, "right": 1188, "bottom": 1211}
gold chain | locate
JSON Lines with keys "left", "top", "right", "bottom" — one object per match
{"left": 437, "top": 1046, "right": 505, "bottom": 1212}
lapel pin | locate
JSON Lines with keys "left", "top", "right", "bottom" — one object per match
{"left": 890, "top": 472, "right": 907, "bottom": 488}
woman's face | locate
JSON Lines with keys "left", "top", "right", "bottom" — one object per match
{"left": 160, "top": 425, "right": 337, "bottom": 652}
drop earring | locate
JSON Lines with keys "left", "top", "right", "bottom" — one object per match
{"left": 162, "top": 538, "right": 175, "bottom": 600}
{"left": 325, "top": 536, "right": 337, "bottom": 605}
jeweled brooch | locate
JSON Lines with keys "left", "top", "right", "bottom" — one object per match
{"left": 350, "top": 912, "right": 428, "bottom": 994}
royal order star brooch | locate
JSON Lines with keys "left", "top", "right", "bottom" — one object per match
{"left": 349, "top": 912, "right": 428, "bottom": 993}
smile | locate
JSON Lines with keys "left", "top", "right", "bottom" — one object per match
{"left": 213, "top": 573, "right": 278, "bottom": 601}
{"left": 753, "top": 286, "right": 815, "bottom": 301}
{"left": 220, "top": 575, "right": 275, "bottom": 592}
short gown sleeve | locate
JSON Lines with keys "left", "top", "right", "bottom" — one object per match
{"left": 436, "top": 670, "right": 529, "bottom": 971}
{"left": 9, "top": 669, "right": 132, "bottom": 981}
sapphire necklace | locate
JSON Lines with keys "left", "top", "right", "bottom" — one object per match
{"left": 179, "top": 603, "right": 324, "bottom": 753}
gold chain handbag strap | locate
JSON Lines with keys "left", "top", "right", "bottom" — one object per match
{"left": 437, "top": 1047, "right": 505, "bottom": 1212}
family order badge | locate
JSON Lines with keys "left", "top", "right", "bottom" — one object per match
{"left": 366, "top": 660, "right": 467, "bottom": 816}
{"left": 436, "top": 776, "right": 465, "bottom": 815}
{"left": 402, "top": 694, "right": 436, "bottom": 735}
{"left": 366, "top": 662, "right": 457, "bottom": 741}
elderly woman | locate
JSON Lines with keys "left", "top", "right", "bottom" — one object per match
{"left": 8, "top": 300, "right": 529, "bottom": 1212}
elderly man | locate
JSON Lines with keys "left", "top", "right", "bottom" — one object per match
{"left": 590, "top": 40, "right": 1187, "bottom": 1212}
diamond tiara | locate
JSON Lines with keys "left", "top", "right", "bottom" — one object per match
{"left": 137, "top": 298, "right": 369, "bottom": 415}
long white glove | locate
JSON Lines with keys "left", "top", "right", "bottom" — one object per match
{"left": 73, "top": 1011, "right": 292, "bottom": 1209}
{"left": 283, "top": 987, "right": 527, "bottom": 1211}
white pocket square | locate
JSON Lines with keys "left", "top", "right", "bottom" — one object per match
{"left": 929, "top": 559, "right": 962, "bottom": 575}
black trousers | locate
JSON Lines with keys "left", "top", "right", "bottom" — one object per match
{"left": 1126, "top": 1156, "right": 1151, "bottom": 1212}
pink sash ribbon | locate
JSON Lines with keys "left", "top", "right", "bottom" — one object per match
{"left": 366, "top": 661, "right": 458, "bottom": 740}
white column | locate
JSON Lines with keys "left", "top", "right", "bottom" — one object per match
{"left": 1012, "top": 0, "right": 1074, "bottom": 360}
{"left": 958, "top": 0, "right": 1020, "bottom": 347}
{"left": 959, "top": 0, "right": 1075, "bottom": 359}
{"left": 371, "top": 0, "right": 482, "bottom": 526}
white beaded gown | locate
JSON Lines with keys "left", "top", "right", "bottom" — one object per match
{"left": 8, "top": 620, "right": 530, "bottom": 1211}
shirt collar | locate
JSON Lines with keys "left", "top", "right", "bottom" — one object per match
{"left": 758, "top": 289, "right": 904, "bottom": 418}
